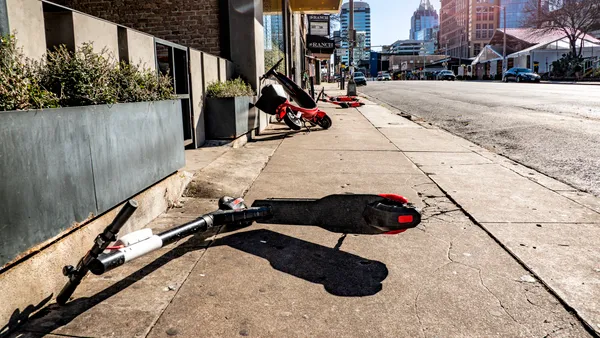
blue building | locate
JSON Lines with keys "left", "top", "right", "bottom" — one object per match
{"left": 498, "top": 0, "right": 528, "bottom": 28}
{"left": 410, "top": 0, "right": 438, "bottom": 41}
{"left": 340, "top": 1, "right": 371, "bottom": 64}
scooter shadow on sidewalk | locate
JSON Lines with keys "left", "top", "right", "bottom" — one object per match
{"left": 249, "top": 124, "right": 327, "bottom": 143}
{"left": 212, "top": 229, "right": 388, "bottom": 297}
{"left": 12, "top": 227, "right": 386, "bottom": 337}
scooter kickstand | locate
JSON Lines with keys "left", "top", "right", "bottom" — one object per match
{"left": 303, "top": 120, "right": 312, "bottom": 133}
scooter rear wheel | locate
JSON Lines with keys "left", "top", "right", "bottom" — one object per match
{"left": 316, "top": 115, "right": 332, "bottom": 130}
{"left": 283, "top": 108, "right": 302, "bottom": 130}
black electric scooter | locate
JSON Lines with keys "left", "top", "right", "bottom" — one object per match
{"left": 57, "top": 194, "right": 421, "bottom": 305}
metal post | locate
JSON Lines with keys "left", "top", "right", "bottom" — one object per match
{"left": 459, "top": 33, "right": 462, "bottom": 68}
{"left": 347, "top": 0, "right": 357, "bottom": 96}
{"left": 503, "top": 6, "right": 507, "bottom": 74}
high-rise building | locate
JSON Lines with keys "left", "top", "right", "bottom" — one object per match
{"left": 340, "top": 1, "right": 371, "bottom": 64}
{"left": 439, "top": 0, "right": 500, "bottom": 59}
{"left": 439, "top": 0, "right": 547, "bottom": 59}
{"left": 410, "top": 0, "right": 439, "bottom": 41}
{"left": 499, "top": 0, "right": 531, "bottom": 28}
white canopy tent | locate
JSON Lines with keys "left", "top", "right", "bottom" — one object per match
{"left": 507, "top": 36, "right": 600, "bottom": 73}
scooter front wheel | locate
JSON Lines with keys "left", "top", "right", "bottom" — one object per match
{"left": 316, "top": 115, "right": 332, "bottom": 130}
{"left": 283, "top": 108, "right": 303, "bottom": 130}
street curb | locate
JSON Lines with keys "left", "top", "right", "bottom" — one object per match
{"left": 356, "top": 93, "right": 600, "bottom": 336}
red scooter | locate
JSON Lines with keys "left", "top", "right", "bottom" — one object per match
{"left": 319, "top": 88, "right": 365, "bottom": 108}
{"left": 255, "top": 59, "right": 332, "bottom": 131}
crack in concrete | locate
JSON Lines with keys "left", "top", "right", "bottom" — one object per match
{"left": 413, "top": 290, "right": 426, "bottom": 338}
{"left": 423, "top": 209, "right": 461, "bottom": 221}
{"left": 478, "top": 270, "right": 521, "bottom": 326}
{"left": 543, "top": 326, "right": 567, "bottom": 338}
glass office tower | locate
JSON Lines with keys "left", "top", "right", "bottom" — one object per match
{"left": 340, "top": 1, "right": 371, "bottom": 64}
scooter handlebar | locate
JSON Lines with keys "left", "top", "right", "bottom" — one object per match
{"left": 261, "top": 58, "right": 284, "bottom": 80}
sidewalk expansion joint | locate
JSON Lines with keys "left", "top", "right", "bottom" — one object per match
{"left": 359, "top": 98, "right": 600, "bottom": 337}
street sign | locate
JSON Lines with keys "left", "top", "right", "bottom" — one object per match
{"left": 336, "top": 48, "right": 348, "bottom": 56}
{"left": 308, "top": 14, "right": 330, "bottom": 37}
{"left": 310, "top": 22, "right": 329, "bottom": 36}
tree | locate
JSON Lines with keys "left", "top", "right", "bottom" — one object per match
{"left": 526, "top": 0, "right": 600, "bottom": 57}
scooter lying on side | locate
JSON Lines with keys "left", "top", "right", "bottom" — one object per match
{"left": 319, "top": 89, "right": 365, "bottom": 109}
{"left": 255, "top": 59, "right": 332, "bottom": 131}
{"left": 57, "top": 194, "right": 421, "bottom": 305}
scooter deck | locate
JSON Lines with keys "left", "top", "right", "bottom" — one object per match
{"left": 252, "top": 194, "right": 420, "bottom": 235}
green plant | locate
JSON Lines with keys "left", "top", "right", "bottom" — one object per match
{"left": 40, "top": 43, "right": 118, "bottom": 107}
{"left": 1, "top": 36, "right": 176, "bottom": 111}
{"left": 206, "top": 78, "right": 254, "bottom": 98}
{"left": 0, "top": 35, "right": 58, "bottom": 111}
{"left": 112, "top": 62, "right": 175, "bottom": 102}
{"left": 550, "top": 53, "right": 584, "bottom": 78}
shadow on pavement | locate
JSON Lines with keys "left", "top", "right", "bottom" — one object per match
{"left": 14, "top": 226, "right": 386, "bottom": 336}
{"left": 249, "top": 126, "right": 326, "bottom": 143}
{"left": 0, "top": 295, "right": 52, "bottom": 338}
{"left": 11, "top": 231, "right": 216, "bottom": 338}
{"left": 213, "top": 229, "right": 388, "bottom": 297}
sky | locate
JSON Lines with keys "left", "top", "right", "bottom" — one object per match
{"left": 342, "top": 0, "right": 440, "bottom": 49}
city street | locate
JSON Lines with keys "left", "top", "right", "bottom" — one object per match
{"left": 361, "top": 81, "right": 600, "bottom": 196}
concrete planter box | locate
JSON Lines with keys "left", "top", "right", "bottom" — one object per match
{"left": 205, "top": 96, "right": 258, "bottom": 140}
{"left": 0, "top": 100, "right": 185, "bottom": 268}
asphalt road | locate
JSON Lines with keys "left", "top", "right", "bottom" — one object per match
{"left": 361, "top": 80, "right": 600, "bottom": 196}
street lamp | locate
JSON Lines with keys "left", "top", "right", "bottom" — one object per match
{"left": 489, "top": 4, "right": 507, "bottom": 74}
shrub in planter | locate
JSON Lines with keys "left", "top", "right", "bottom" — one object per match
{"left": 1, "top": 36, "right": 175, "bottom": 111}
{"left": 205, "top": 78, "right": 257, "bottom": 140}
{"left": 0, "top": 36, "right": 59, "bottom": 111}
{"left": 39, "top": 44, "right": 175, "bottom": 107}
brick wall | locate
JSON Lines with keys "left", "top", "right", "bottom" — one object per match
{"left": 52, "top": 0, "right": 222, "bottom": 56}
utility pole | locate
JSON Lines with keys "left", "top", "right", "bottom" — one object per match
{"left": 492, "top": 5, "right": 507, "bottom": 74}
{"left": 347, "top": 0, "right": 357, "bottom": 95}
{"left": 503, "top": 6, "right": 507, "bottom": 74}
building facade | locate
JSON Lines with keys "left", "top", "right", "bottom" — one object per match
{"left": 439, "top": 0, "right": 500, "bottom": 60}
{"left": 499, "top": 0, "right": 533, "bottom": 29}
{"left": 410, "top": 0, "right": 439, "bottom": 41}
{"left": 340, "top": 1, "right": 371, "bottom": 64}
{"left": 389, "top": 39, "right": 435, "bottom": 55}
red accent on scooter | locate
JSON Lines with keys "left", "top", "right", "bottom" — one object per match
{"left": 398, "top": 215, "right": 414, "bottom": 223}
{"left": 379, "top": 194, "right": 409, "bottom": 204}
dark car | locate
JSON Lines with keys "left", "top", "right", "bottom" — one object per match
{"left": 503, "top": 68, "right": 541, "bottom": 83}
{"left": 437, "top": 70, "right": 456, "bottom": 81}
{"left": 353, "top": 72, "right": 367, "bottom": 86}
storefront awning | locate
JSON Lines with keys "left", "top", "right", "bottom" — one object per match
{"left": 290, "top": 0, "right": 343, "bottom": 13}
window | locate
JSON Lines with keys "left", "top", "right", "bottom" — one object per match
{"left": 474, "top": 43, "right": 482, "bottom": 55}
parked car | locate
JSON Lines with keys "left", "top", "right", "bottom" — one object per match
{"left": 437, "top": 70, "right": 456, "bottom": 81}
{"left": 377, "top": 72, "right": 392, "bottom": 81}
{"left": 353, "top": 72, "right": 367, "bottom": 86}
{"left": 503, "top": 68, "right": 541, "bottom": 83}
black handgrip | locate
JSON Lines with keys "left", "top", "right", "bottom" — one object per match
{"left": 57, "top": 200, "right": 138, "bottom": 305}
{"left": 261, "top": 58, "right": 284, "bottom": 80}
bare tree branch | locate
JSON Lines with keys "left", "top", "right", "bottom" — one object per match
{"left": 525, "top": 0, "right": 600, "bottom": 57}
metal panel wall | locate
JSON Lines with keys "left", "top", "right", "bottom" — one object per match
{"left": 0, "top": 100, "right": 185, "bottom": 268}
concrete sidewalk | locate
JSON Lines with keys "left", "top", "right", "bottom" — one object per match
{"left": 13, "top": 85, "right": 600, "bottom": 337}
